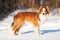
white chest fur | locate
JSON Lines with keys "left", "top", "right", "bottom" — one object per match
{"left": 39, "top": 14, "right": 47, "bottom": 24}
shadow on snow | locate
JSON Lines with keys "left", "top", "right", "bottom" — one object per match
{"left": 21, "top": 29, "right": 60, "bottom": 35}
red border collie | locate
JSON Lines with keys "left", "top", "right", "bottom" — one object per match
{"left": 11, "top": 6, "right": 49, "bottom": 35}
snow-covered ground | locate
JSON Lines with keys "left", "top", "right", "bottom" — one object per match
{"left": 0, "top": 9, "right": 60, "bottom": 40}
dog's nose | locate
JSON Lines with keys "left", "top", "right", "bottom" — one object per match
{"left": 43, "top": 13, "right": 45, "bottom": 15}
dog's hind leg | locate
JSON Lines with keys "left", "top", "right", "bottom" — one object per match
{"left": 13, "top": 18, "right": 24, "bottom": 35}
{"left": 14, "top": 24, "right": 23, "bottom": 35}
{"left": 11, "top": 19, "right": 18, "bottom": 31}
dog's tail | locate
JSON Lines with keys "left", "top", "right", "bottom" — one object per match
{"left": 11, "top": 22, "right": 14, "bottom": 27}
{"left": 11, "top": 21, "right": 14, "bottom": 31}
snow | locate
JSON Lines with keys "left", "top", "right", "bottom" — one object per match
{"left": 0, "top": 9, "right": 60, "bottom": 40}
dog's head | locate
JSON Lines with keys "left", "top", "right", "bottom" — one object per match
{"left": 38, "top": 6, "right": 49, "bottom": 16}
{"left": 38, "top": 6, "right": 49, "bottom": 23}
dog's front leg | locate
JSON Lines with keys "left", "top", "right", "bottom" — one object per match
{"left": 33, "top": 17, "right": 40, "bottom": 36}
{"left": 33, "top": 21, "right": 40, "bottom": 36}
{"left": 34, "top": 26, "right": 40, "bottom": 36}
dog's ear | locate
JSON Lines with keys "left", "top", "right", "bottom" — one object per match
{"left": 46, "top": 6, "right": 49, "bottom": 10}
{"left": 38, "top": 6, "right": 42, "bottom": 13}
{"left": 46, "top": 6, "right": 49, "bottom": 14}
{"left": 39, "top": 6, "right": 42, "bottom": 10}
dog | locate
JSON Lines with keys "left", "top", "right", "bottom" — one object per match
{"left": 11, "top": 6, "right": 49, "bottom": 35}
